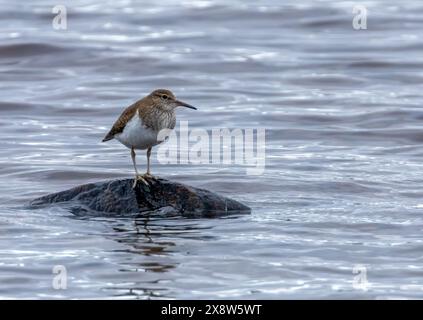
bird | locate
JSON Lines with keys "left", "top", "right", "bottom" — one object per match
{"left": 102, "top": 89, "right": 197, "bottom": 188}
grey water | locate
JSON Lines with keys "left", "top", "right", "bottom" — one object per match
{"left": 1, "top": 0, "right": 423, "bottom": 299}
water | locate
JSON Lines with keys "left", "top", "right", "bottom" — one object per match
{"left": 1, "top": 0, "right": 423, "bottom": 299}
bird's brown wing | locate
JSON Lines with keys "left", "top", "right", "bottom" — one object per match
{"left": 102, "top": 103, "right": 138, "bottom": 142}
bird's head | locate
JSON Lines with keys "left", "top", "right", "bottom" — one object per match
{"left": 150, "top": 89, "right": 197, "bottom": 112}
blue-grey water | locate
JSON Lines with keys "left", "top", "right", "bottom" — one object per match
{"left": 1, "top": 0, "right": 423, "bottom": 299}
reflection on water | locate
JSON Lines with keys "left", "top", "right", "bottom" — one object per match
{"left": 111, "top": 217, "right": 213, "bottom": 259}
{"left": 1, "top": 0, "right": 423, "bottom": 299}
{"left": 68, "top": 214, "right": 220, "bottom": 298}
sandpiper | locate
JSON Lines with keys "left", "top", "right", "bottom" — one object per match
{"left": 102, "top": 89, "right": 197, "bottom": 188}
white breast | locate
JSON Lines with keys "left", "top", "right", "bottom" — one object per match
{"left": 115, "top": 112, "right": 161, "bottom": 150}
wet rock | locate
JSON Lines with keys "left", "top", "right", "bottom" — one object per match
{"left": 30, "top": 177, "right": 251, "bottom": 217}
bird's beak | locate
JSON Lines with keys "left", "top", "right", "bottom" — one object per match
{"left": 175, "top": 99, "right": 197, "bottom": 110}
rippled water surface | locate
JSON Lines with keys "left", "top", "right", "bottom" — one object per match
{"left": 1, "top": 0, "right": 423, "bottom": 299}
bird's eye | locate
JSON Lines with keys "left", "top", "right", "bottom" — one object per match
{"left": 162, "top": 94, "right": 169, "bottom": 100}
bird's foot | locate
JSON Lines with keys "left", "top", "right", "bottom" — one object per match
{"left": 132, "top": 174, "right": 150, "bottom": 188}
{"left": 144, "top": 172, "right": 156, "bottom": 179}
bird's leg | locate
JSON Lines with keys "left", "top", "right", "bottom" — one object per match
{"left": 131, "top": 147, "right": 139, "bottom": 176}
{"left": 144, "top": 147, "right": 156, "bottom": 180}
{"left": 145, "top": 147, "right": 153, "bottom": 178}
{"left": 131, "top": 147, "right": 149, "bottom": 188}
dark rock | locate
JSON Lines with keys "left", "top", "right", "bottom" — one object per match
{"left": 30, "top": 177, "right": 251, "bottom": 217}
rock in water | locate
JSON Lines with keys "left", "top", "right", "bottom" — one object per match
{"left": 30, "top": 178, "right": 251, "bottom": 217}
